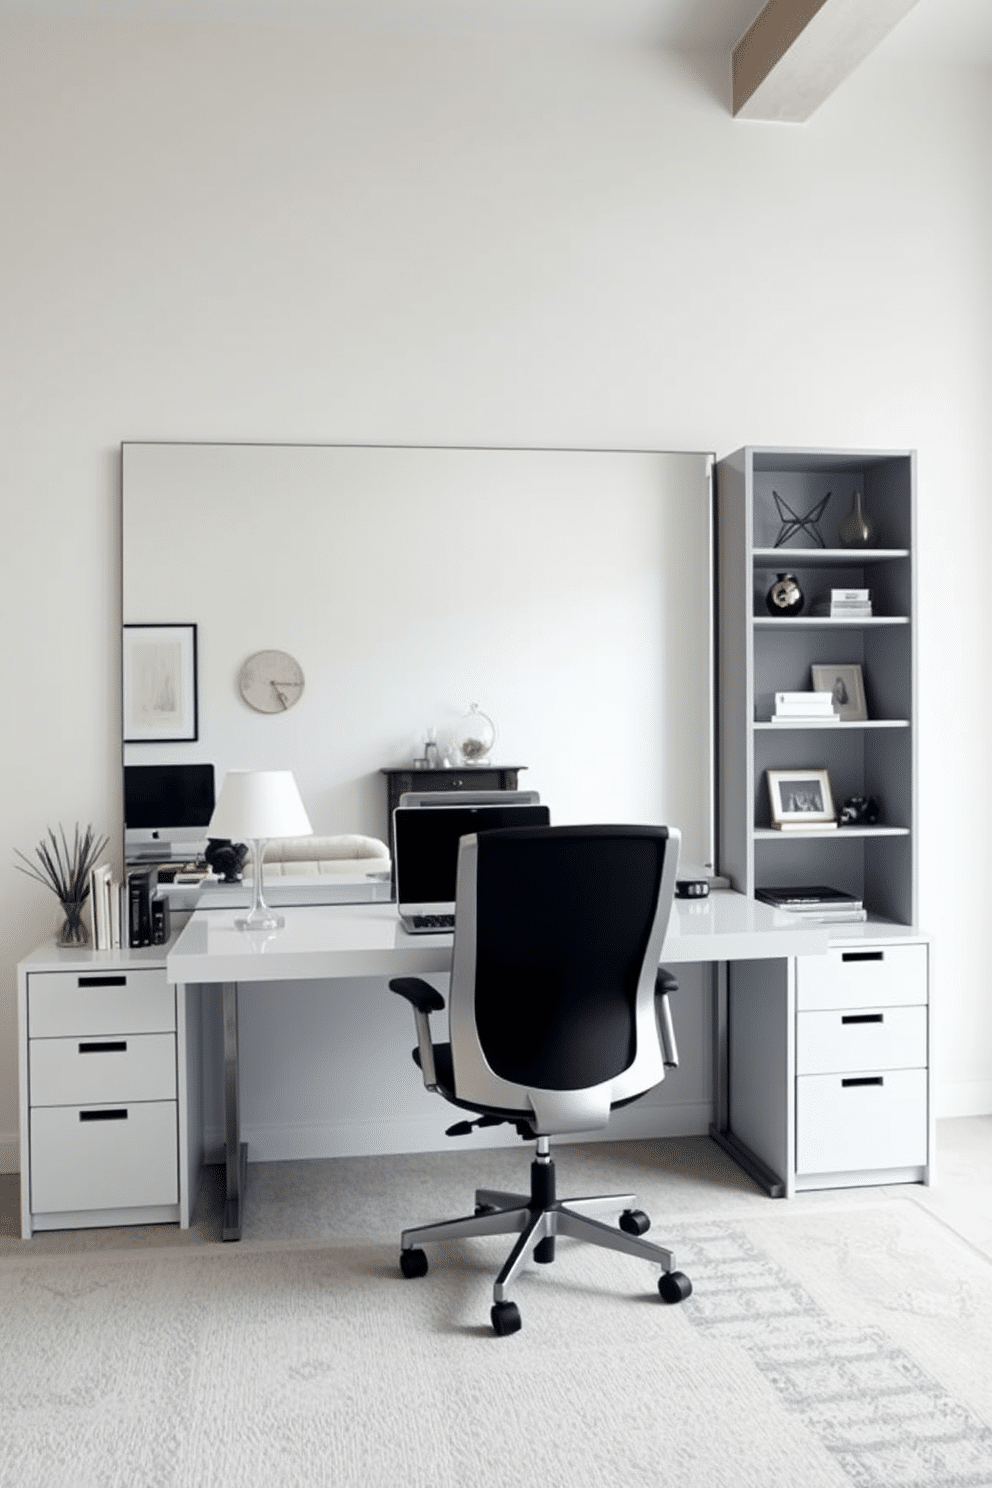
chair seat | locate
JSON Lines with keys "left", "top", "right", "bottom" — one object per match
{"left": 413, "top": 1044, "right": 531, "bottom": 1124}
{"left": 412, "top": 1043, "right": 648, "bottom": 1126}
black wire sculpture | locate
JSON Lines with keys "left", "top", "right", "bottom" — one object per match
{"left": 772, "top": 489, "right": 831, "bottom": 548}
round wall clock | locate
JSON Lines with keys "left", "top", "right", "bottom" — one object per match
{"left": 238, "top": 650, "right": 305, "bottom": 713}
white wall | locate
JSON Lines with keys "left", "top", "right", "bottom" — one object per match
{"left": 2, "top": 19, "right": 990, "bottom": 1167}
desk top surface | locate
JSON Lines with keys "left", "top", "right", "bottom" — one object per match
{"left": 166, "top": 889, "right": 829, "bottom": 984}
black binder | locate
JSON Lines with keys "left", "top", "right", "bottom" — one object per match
{"left": 128, "top": 869, "right": 153, "bottom": 947}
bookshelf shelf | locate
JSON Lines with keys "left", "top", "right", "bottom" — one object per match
{"left": 753, "top": 825, "right": 909, "bottom": 841}
{"left": 753, "top": 616, "right": 909, "bottom": 628}
{"left": 754, "top": 719, "right": 909, "bottom": 731}
{"left": 753, "top": 547, "right": 909, "bottom": 567}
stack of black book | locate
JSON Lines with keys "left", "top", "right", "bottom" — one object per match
{"left": 127, "top": 869, "right": 172, "bottom": 947}
{"left": 755, "top": 885, "right": 867, "bottom": 924}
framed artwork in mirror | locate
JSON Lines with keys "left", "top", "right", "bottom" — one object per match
{"left": 123, "top": 623, "right": 198, "bottom": 742}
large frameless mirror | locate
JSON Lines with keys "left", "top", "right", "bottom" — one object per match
{"left": 122, "top": 443, "right": 715, "bottom": 905}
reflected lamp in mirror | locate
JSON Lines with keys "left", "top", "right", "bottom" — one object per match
{"left": 207, "top": 770, "right": 312, "bottom": 931}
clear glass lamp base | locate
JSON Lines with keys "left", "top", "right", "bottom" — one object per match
{"left": 235, "top": 840, "right": 285, "bottom": 932}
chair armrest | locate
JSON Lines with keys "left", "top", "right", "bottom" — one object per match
{"left": 655, "top": 968, "right": 680, "bottom": 1069}
{"left": 390, "top": 978, "right": 446, "bottom": 1090}
{"left": 390, "top": 977, "right": 445, "bottom": 1014}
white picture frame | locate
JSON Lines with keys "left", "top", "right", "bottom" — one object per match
{"left": 811, "top": 663, "right": 868, "bottom": 722}
{"left": 766, "top": 767, "right": 835, "bottom": 827}
{"left": 123, "top": 623, "right": 198, "bottom": 742}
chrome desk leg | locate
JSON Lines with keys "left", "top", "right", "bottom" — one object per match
{"left": 222, "top": 981, "right": 248, "bottom": 1240}
{"left": 708, "top": 960, "right": 786, "bottom": 1198}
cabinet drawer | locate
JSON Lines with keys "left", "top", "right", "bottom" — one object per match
{"left": 404, "top": 769, "right": 505, "bottom": 792}
{"left": 796, "top": 1069, "right": 927, "bottom": 1174}
{"left": 28, "top": 969, "right": 174, "bottom": 1037}
{"left": 29, "top": 1032, "right": 176, "bottom": 1107}
{"left": 796, "top": 944, "right": 927, "bottom": 1012}
{"left": 796, "top": 1006, "right": 927, "bottom": 1076}
{"left": 30, "top": 1101, "right": 178, "bottom": 1213}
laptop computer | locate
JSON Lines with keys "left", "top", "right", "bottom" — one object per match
{"left": 394, "top": 801, "right": 550, "bottom": 933}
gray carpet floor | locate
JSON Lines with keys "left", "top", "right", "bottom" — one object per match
{"left": 2, "top": 1120, "right": 991, "bottom": 1488}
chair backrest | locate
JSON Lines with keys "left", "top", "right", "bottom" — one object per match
{"left": 448, "top": 824, "right": 680, "bottom": 1134}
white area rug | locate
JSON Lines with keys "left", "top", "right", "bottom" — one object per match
{"left": 2, "top": 1198, "right": 992, "bottom": 1488}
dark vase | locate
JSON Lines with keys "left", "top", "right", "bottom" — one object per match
{"left": 765, "top": 572, "right": 805, "bottom": 617}
{"left": 838, "top": 489, "right": 876, "bottom": 548}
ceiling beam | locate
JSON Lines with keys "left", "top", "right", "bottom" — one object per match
{"left": 733, "top": 0, "right": 922, "bottom": 122}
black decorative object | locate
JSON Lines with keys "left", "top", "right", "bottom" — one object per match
{"left": 765, "top": 572, "right": 805, "bottom": 617}
{"left": 838, "top": 489, "right": 876, "bottom": 548}
{"left": 205, "top": 837, "right": 249, "bottom": 883}
{"left": 839, "top": 796, "right": 880, "bottom": 827}
{"left": 772, "top": 489, "right": 831, "bottom": 548}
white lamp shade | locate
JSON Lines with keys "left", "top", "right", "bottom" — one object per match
{"left": 208, "top": 769, "right": 313, "bottom": 841}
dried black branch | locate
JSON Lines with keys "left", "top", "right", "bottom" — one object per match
{"left": 14, "top": 822, "right": 110, "bottom": 903}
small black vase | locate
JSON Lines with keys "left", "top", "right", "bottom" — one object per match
{"left": 765, "top": 572, "right": 805, "bottom": 617}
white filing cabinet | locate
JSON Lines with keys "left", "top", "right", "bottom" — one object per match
{"left": 17, "top": 939, "right": 203, "bottom": 1238}
{"left": 727, "top": 927, "right": 932, "bottom": 1197}
{"left": 794, "top": 940, "right": 929, "bottom": 1182}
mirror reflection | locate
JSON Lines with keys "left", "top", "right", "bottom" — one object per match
{"left": 121, "top": 443, "right": 714, "bottom": 903}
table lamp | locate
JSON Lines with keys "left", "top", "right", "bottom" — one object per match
{"left": 207, "top": 769, "right": 312, "bottom": 931}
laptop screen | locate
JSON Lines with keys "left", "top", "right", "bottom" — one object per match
{"left": 394, "top": 803, "right": 550, "bottom": 906}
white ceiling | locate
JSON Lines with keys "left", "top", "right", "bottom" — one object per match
{"left": 1, "top": 0, "right": 991, "bottom": 64}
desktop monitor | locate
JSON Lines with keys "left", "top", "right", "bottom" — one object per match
{"left": 124, "top": 763, "right": 216, "bottom": 856}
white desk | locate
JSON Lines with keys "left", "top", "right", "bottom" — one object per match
{"left": 167, "top": 891, "right": 828, "bottom": 1238}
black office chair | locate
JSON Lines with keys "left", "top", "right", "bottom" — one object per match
{"left": 390, "top": 822, "right": 691, "bottom": 1336}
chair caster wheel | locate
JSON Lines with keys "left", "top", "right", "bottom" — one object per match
{"left": 400, "top": 1247, "right": 429, "bottom": 1279}
{"left": 658, "top": 1270, "right": 692, "bottom": 1304}
{"left": 491, "top": 1300, "right": 522, "bottom": 1336}
{"left": 619, "top": 1208, "right": 651, "bottom": 1236}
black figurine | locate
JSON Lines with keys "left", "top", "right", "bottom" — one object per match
{"left": 839, "top": 796, "right": 880, "bottom": 827}
{"left": 204, "top": 837, "right": 249, "bottom": 882}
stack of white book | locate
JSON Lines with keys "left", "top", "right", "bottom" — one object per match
{"left": 771, "top": 691, "right": 838, "bottom": 724}
{"left": 88, "top": 864, "right": 127, "bottom": 949}
{"left": 756, "top": 885, "right": 868, "bottom": 924}
{"left": 813, "top": 587, "right": 873, "bottom": 618}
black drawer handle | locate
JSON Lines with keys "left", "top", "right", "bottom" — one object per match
{"left": 78, "top": 1040, "right": 127, "bottom": 1054}
{"left": 841, "top": 1014, "right": 883, "bottom": 1025}
{"left": 841, "top": 952, "right": 883, "bottom": 963}
{"left": 79, "top": 1108, "right": 128, "bottom": 1122}
{"left": 841, "top": 1076, "right": 884, "bottom": 1088}
{"left": 77, "top": 975, "right": 127, "bottom": 987}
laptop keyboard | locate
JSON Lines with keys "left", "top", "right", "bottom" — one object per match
{"left": 409, "top": 913, "right": 455, "bottom": 930}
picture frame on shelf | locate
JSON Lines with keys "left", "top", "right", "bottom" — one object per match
{"left": 811, "top": 663, "right": 867, "bottom": 722}
{"left": 123, "top": 623, "right": 199, "bottom": 743}
{"left": 766, "top": 768, "right": 836, "bottom": 830}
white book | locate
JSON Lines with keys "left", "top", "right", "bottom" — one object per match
{"left": 773, "top": 702, "right": 836, "bottom": 714}
{"left": 109, "top": 878, "right": 121, "bottom": 950}
{"left": 789, "top": 908, "right": 869, "bottom": 923}
{"left": 830, "top": 588, "right": 870, "bottom": 602}
{"left": 772, "top": 821, "right": 838, "bottom": 832}
{"left": 89, "top": 864, "right": 111, "bottom": 948}
{"left": 775, "top": 691, "right": 835, "bottom": 706}
{"left": 771, "top": 714, "right": 840, "bottom": 724}
{"left": 775, "top": 694, "right": 834, "bottom": 710}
